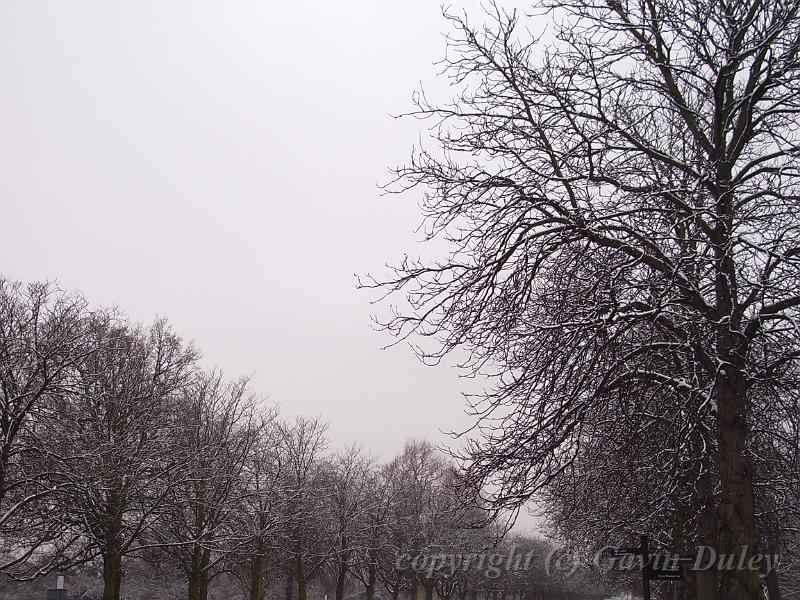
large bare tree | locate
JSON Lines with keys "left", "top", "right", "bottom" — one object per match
{"left": 365, "top": 2, "right": 800, "bottom": 599}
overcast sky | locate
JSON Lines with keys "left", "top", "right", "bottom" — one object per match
{"left": 0, "top": 1, "right": 513, "bottom": 461}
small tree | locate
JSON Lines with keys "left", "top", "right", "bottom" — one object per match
{"left": 232, "top": 407, "right": 286, "bottom": 600}
{"left": 276, "top": 416, "right": 331, "bottom": 600}
{"left": 323, "top": 445, "right": 375, "bottom": 600}
{"left": 350, "top": 464, "right": 392, "bottom": 600}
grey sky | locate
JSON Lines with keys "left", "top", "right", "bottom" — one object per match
{"left": 0, "top": 1, "right": 498, "bottom": 461}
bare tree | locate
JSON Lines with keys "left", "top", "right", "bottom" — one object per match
{"left": 232, "top": 406, "right": 286, "bottom": 600}
{"left": 53, "top": 318, "right": 196, "bottom": 600}
{"left": 365, "top": 2, "right": 800, "bottom": 599}
{"left": 323, "top": 445, "right": 375, "bottom": 600}
{"left": 350, "top": 463, "right": 393, "bottom": 600}
{"left": 382, "top": 441, "right": 464, "bottom": 600}
{"left": 0, "top": 278, "right": 90, "bottom": 578}
{"left": 276, "top": 416, "right": 331, "bottom": 600}
{"left": 154, "top": 370, "right": 259, "bottom": 600}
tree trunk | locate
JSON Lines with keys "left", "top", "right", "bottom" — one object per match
{"left": 199, "top": 570, "right": 209, "bottom": 600}
{"left": 711, "top": 177, "right": 761, "bottom": 600}
{"left": 335, "top": 559, "right": 347, "bottom": 600}
{"left": 250, "top": 555, "right": 264, "bottom": 600}
{"left": 365, "top": 562, "right": 377, "bottom": 600}
{"left": 716, "top": 351, "right": 761, "bottom": 600}
{"left": 186, "top": 544, "right": 211, "bottom": 600}
{"left": 284, "top": 569, "right": 294, "bottom": 600}
{"left": 691, "top": 467, "right": 721, "bottom": 600}
{"left": 102, "top": 549, "right": 122, "bottom": 600}
{"left": 187, "top": 552, "right": 201, "bottom": 600}
{"left": 188, "top": 573, "right": 202, "bottom": 600}
{"left": 424, "top": 579, "right": 434, "bottom": 600}
{"left": 188, "top": 573, "right": 203, "bottom": 600}
{"left": 765, "top": 560, "right": 782, "bottom": 600}
{"left": 101, "top": 497, "right": 125, "bottom": 600}
{"left": 296, "top": 552, "right": 307, "bottom": 600}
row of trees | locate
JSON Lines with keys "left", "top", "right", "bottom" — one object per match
{"left": 0, "top": 278, "right": 599, "bottom": 600}
{"left": 364, "top": 1, "right": 800, "bottom": 599}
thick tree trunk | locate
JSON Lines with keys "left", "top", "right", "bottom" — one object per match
{"left": 101, "top": 498, "right": 125, "bottom": 600}
{"left": 716, "top": 354, "right": 761, "bottom": 600}
{"left": 188, "top": 573, "right": 203, "bottom": 600}
{"left": 102, "top": 549, "right": 122, "bottom": 600}
{"left": 711, "top": 178, "right": 761, "bottom": 600}
{"left": 199, "top": 570, "right": 209, "bottom": 600}
{"left": 186, "top": 545, "right": 211, "bottom": 600}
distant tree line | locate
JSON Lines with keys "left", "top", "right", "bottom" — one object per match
{"left": 0, "top": 277, "right": 605, "bottom": 600}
